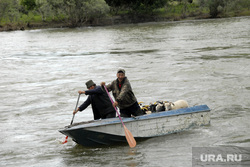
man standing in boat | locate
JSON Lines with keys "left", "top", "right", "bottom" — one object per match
{"left": 73, "top": 80, "right": 116, "bottom": 120}
{"left": 101, "top": 69, "right": 143, "bottom": 117}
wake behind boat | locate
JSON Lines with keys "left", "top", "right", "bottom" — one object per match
{"left": 59, "top": 104, "right": 211, "bottom": 147}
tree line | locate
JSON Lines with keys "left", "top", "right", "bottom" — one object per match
{"left": 0, "top": 0, "right": 249, "bottom": 29}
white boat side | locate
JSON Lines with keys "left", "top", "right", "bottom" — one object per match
{"left": 64, "top": 105, "right": 210, "bottom": 138}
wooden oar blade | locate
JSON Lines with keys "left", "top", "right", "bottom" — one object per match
{"left": 123, "top": 125, "right": 136, "bottom": 148}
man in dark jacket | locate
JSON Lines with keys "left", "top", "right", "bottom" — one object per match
{"left": 102, "top": 69, "right": 144, "bottom": 117}
{"left": 73, "top": 80, "right": 116, "bottom": 120}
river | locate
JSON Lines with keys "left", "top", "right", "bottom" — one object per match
{"left": 0, "top": 16, "right": 250, "bottom": 167}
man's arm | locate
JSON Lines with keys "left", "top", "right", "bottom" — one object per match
{"left": 73, "top": 96, "right": 91, "bottom": 114}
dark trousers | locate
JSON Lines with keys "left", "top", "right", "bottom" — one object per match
{"left": 120, "top": 102, "right": 144, "bottom": 117}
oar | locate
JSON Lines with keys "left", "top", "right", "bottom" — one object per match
{"left": 62, "top": 93, "right": 81, "bottom": 144}
{"left": 104, "top": 85, "right": 136, "bottom": 148}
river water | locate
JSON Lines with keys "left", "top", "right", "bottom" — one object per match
{"left": 0, "top": 16, "right": 250, "bottom": 167}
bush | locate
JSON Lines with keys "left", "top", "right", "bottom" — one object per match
{"left": 105, "top": 0, "right": 168, "bottom": 14}
{"left": 20, "top": 0, "right": 37, "bottom": 11}
{"left": 63, "top": 0, "right": 110, "bottom": 27}
{"left": 208, "top": 0, "right": 224, "bottom": 18}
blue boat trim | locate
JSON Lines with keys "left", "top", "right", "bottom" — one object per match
{"left": 133, "top": 104, "right": 210, "bottom": 120}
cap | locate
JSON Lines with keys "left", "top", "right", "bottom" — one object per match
{"left": 85, "top": 80, "right": 96, "bottom": 89}
{"left": 117, "top": 69, "right": 125, "bottom": 74}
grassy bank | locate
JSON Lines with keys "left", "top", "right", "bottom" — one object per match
{"left": 1, "top": 1, "right": 250, "bottom": 32}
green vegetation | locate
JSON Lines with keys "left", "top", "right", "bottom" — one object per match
{"left": 0, "top": 0, "right": 249, "bottom": 31}
{"left": 106, "top": 0, "right": 168, "bottom": 14}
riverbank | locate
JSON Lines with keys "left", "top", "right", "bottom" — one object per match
{"left": 0, "top": 12, "right": 249, "bottom": 32}
{"left": 1, "top": 0, "right": 250, "bottom": 32}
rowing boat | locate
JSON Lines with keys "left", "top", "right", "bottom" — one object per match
{"left": 59, "top": 105, "right": 210, "bottom": 147}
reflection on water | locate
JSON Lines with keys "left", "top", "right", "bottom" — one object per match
{"left": 61, "top": 145, "right": 143, "bottom": 167}
{"left": 0, "top": 16, "right": 250, "bottom": 167}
